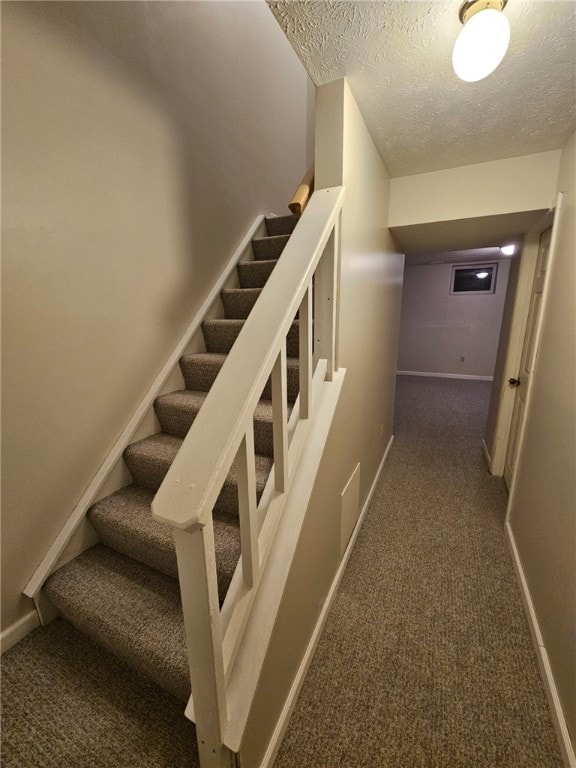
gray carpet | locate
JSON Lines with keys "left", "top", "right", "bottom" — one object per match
{"left": 1, "top": 377, "right": 563, "bottom": 767}
{"left": 275, "top": 375, "right": 564, "bottom": 768}
{"left": 1, "top": 618, "right": 199, "bottom": 768}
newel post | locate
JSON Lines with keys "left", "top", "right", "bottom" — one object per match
{"left": 173, "top": 524, "right": 232, "bottom": 768}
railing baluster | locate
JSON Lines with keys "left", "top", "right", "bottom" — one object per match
{"left": 271, "top": 346, "right": 289, "bottom": 492}
{"left": 299, "top": 284, "right": 313, "bottom": 419}
{"left": 236, "top": 426, "right": 259, "bottom": 588}
{"left": 314, "top": 228, "right": 338, "bottom": 381}
{"left": 334, "top": 212, "right": 342, "bottom": 372}
{"left": 173, "top": 525, "right": 230, "bottom": 768}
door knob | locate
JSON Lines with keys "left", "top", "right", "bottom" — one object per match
{"left": 508, "top": 377, "right": 521, "bottom": 386}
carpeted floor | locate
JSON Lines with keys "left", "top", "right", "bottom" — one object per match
{"left": 1, "top": 376, "right": 563, "bottom": 767}
{"left": 275, "top": 375, "right": 563, "bottom": 768}
{"left": 0, "top": 618, "right": 199, "bottom": 768}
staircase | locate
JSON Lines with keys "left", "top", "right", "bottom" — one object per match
{"left": 42, "top": 214, "right": 299, "bottom": 706}
{"left": 26, "top": 184, "right": 345, "bottom": 768}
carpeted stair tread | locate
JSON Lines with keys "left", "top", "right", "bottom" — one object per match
{"left": 88, "top": 485, "right": 241, "bottom": 594}
{"left": 179, "top": 352, "right": 228, "bottom": 393}
{"left": 265, "top": 215, "right": 298, "bottom": 237}
{"left": 252, "top": 234, "right": 290, "bottom": 261}
{"left": 221, "top": 287, "right": 262, "bottom": 319}
{"left": 202, "top": 318, "right": 300, "bottom": 357}
{"left": 124, "top": 432, "right": 274, "bottom": 511}
{"left": 43, "top": 545, "right": 190, "bottom": 702}
{"left": 237, "top": 259, "right": 277, "bottom": 289}
{"left": 124, "top": 433, "right": 182, "bottom": 492}
{"left": 155, "top": 390, "right": 282, "bottom": 456}
{"left": 179, "top": 352, "right": 300, "bottom": 403}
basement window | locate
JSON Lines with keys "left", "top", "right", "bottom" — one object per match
{"left": 450, "top": 264, "right": 497, "bottom": 295}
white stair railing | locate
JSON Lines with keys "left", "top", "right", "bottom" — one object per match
{"left": 152, "top": 186, "right": 345, "bottom": 768}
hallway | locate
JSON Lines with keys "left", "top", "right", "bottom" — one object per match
{"left": 275, "top": 375, "right": 563, "bottom": 768}
{"left": 0, "top": 377, "right": 565, "bottom": 767}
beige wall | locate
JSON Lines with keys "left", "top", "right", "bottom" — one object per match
{"left": 389, "top": 151, "right": 561, "bottom": 228}
{"left": 1, "top": 2, "right": 308, "bottom": 631}
{"left": 398, "top": 259, "right": 510, "bottom": 378}
{"left": 242, "top": 78, "right": 404, "bottom": 765}
{"left": 507, "top": 131, "right": 576, "bottom": 748}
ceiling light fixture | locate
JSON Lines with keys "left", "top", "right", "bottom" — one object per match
{"left": 476, "top": 271, "right": 490, "bottom": 278}
{"left": 453, "top": 0, "right": 510, "bottom": 83}
{"left": 500, "top": 244, "right": 515, "bottom": 255}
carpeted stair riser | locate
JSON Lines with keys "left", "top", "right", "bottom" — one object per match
{"left": 202, "top": 318, "right": 300, "bottom": 357}
{"left": 252, "top": 234, "right": 290, "bottom": 261}
{"left": 154, "top": 390, "right": 280, "bottom": 457}
{"left": 221, "top": 288, "right": 262, "bottom": 319}
{"left": 178, "top": 352, "right": 227, "bottom": 393}
{"left": 237, "top": 259, "right": 277, "bottom": 289}
{"left": 153, "top": 390, "right": 208, "bottom": 439}
{"left": 124, "top": 433, "right": 273, "bottom": 507}
{"left": 265, "top": 214, "right": 298, "bottom": 237}
{"left": 180, "top": 352, "right": 301, "bottom": 404}
{"left": 88, "top": 485, "right": 240, "bottom": 591}
{"left": 221, "top": 287, "right": 299, "bottom": 322}
{"left": 44, "top": 545, "right": 190, "bottom": 703}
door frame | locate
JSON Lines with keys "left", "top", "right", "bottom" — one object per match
{"left": 503, "top": 192, "right": 563, "bottom": 512}
{"left": 484, "top": 194, "right": 562, "bottom": 479}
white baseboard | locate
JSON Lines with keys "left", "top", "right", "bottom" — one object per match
{"left": 397, "top": 371, "right": 493, "bottom": 381}
{"left": 259, "top": 435, "right": 394, "bottom": 768}
{"left": 1, "top": 609, "right": 40, "bottom": 655}
{"left": 506, "top": 522, "right": 575, "bottom": 768}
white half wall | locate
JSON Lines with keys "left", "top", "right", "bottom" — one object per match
{"left": 398, "top": 259, "right": 511, "bottom": 378}
{"left": 506, "top": 131, "right": 576, "bottom": 753}
{"left": 1, "top": 1, "right": 309, "bottom": 633}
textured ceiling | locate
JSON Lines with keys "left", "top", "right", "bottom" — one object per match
{"left": 269, "top": 0, "right": 576, "bottom": 176}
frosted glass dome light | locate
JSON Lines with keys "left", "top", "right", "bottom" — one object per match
{"left": 453, "top": 1, "right": 510, "bottom": 83}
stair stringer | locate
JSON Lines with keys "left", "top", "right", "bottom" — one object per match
{"left": 23, "top": 215, "right": 269, "bottom": 609}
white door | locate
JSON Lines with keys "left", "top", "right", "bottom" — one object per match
{"left": 504, "top": 227, "right": 552, "bottom": 490}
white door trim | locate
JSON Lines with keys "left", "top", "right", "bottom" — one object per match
{"left": 487, "top": 233, "right": 541, "bottom": 475}
{"left": 505, "top": 192, "right": 563, "bottom": 517}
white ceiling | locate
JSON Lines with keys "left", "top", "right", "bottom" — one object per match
{"left": 268, "top": 0, "right": 576, "bottom": 177}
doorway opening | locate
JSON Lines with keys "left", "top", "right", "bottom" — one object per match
{"left": 393, "top": 205, "right": 558, "bottom": 491}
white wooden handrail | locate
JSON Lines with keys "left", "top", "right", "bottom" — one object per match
{"left": 152, "top": 186, "right": 345, "bottom": 532}
{"left": 289, "top": 164, "right": 314, "bottom": 216}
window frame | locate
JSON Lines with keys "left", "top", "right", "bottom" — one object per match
{"left": 449, "top": 262, "right": 499, "bottom": 296}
